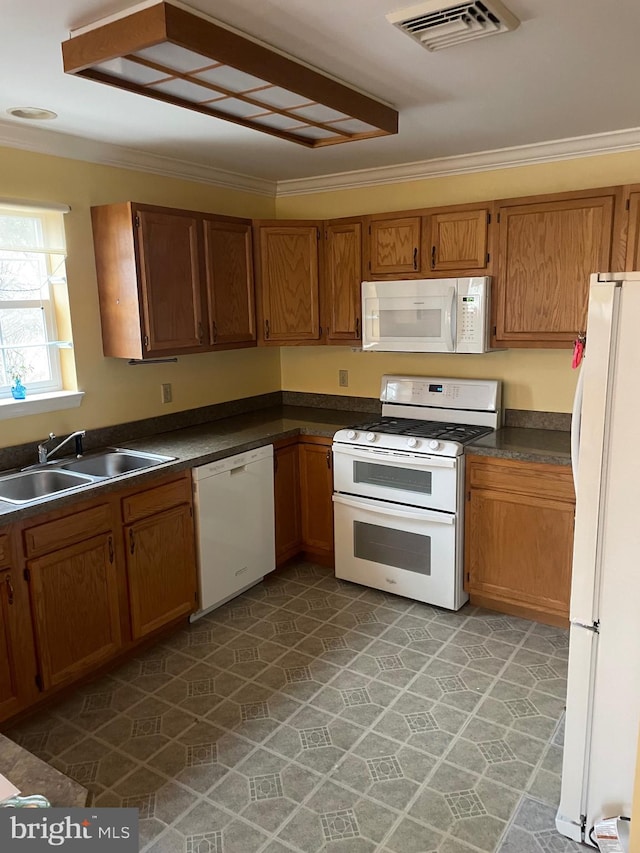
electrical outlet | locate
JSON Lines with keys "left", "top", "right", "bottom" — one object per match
{"left": 161, "top": 383, "right": 172, "bottom": 404}
{"left": 339, "top": 369, "right": 349, "bottom": 388}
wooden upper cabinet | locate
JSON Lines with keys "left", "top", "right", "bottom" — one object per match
{"left": 323, "top": 219, "right": 364, "bottom": 343}
{"left": 429, "top": 208, "right": 490, "bottom": 272}
{"left": 368, "top": 215, "right": 422, "bottom": 276}
{"left": 136, "top": 208, "right": 205, "bottom": 356}
{"left": 203, "top": 218, "right": 256, "bottom": 348}
{"left": 255, "top": 222, "right": 322, "bottom": 344}
{"left": 91, "top": 202, "right": 257, "bottom": 358}
{"left": 92, "top": 202, "right": 206, "bottom": 359}
{"left": 495, "top": 189, "right": 621, "bottom": 346}
{"left": 625, "top": 189, "right": 640, "bottom": 270}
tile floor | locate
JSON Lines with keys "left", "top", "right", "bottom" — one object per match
{"left": 4, "top": 562, "right": 585, "bottom": 852}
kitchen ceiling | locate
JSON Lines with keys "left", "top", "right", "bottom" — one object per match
{"left": 3, "top": 0, "right": 640, "bottom": 186}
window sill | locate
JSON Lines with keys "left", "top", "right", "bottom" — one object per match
{"left": 0, "top": 391, "right": 84, "bottom": 420}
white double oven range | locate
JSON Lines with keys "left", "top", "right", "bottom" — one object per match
{"left": 332, "top": 375, "right": 501, "bottom": 611}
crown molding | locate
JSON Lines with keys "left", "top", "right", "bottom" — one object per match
{"left": 0, "top": 120, "right": 277, "bottom": 197}
{"left": 3, "top": 119, "right": 640, "bottom": 200}
{"left": 275, "top": 126, "right": 640, "bottom": 196}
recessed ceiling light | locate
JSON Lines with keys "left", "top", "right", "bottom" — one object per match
{"left": 7, "top": 107, "right": 58, "bottom": 120}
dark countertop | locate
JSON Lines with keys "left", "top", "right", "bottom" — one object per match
{"left": 0, "top": 405, "right": 571, "bottom": 523}
{"left": 466, "top": 426, "right": 572, "bottom": 465}
{"left": 0, "top": 734, "right": 88, "bottom": 807}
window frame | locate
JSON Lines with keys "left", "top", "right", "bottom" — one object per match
{"left": 0, "top": 208, "right": 67, "bottom": 399}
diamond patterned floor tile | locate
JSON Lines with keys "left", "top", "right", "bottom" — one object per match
{"left": 5, "top": 560, "right": 576, "bottom": 853}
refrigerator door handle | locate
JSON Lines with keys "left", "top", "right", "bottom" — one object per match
{"left": 571, "top": 364, "right": 585, "bottom": 490}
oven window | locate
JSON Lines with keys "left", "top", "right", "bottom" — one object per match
{"left": 379, "top": 308, "right": 441, "bottom": 339}
{"left": 354, "top": 521, "right": 431, "bottom": 575}
{"left": 354, "top": 460, "right": 433, "bottom": 494}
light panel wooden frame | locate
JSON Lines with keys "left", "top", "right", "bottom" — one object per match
{"left": 62, "top": 2, "right": 399, "bottom": 147}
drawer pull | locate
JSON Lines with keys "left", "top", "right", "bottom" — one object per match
{"left": 129, "top": 529, "right": 135, "bottom": 555}
{"left": 385, "top": 578, "right": 397, "bottom": 585}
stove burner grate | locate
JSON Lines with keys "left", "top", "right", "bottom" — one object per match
{"left": 349, "top": 418, "right": 493, "bottom": 444}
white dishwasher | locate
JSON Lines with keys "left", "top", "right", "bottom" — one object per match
{"left": 191, "top": 444, "right": 275, "bottom": 620}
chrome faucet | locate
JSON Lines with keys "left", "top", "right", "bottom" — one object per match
{"left": 37, "top": 430, "right": 86, "bottom": 464}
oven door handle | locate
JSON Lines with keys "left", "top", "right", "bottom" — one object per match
{"left": 332, "top": 444, "right": 456, "bottom": 469}
{"left": 332, "top": 493, "right": 455, "bottom": 524}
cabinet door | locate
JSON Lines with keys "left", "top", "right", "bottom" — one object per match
{"left": 625, "top": 191, "right": 640, "bottom": 270}
{"left": 0, "top": 568, "right": 39, "bottom": 722}
{"left": 203, "top": 219, "right": 256, "bottom": 347}
{"left": 257, "top": 224, "right": 321, "bottom": 343}
{"left": 274, "top": 442, "right": 301, "bottom": 565}
{"left": 299, "top": 440, "right": 334, "bottom": 562}
{"left": 369, "top": 216, "right": 422, "bottom": 275}
{"left": 28, "top": 534, "right": 121, "bottom": 690}
{"left": 136, "top": 208, "right": 205, "bottom": 356}
{"left": 324, "top": 220, "right": 363, "bottom": 343}
{"left": 430, "top": 209, "right": 489, "bottom": 272}
{"left": 125, "top": 504, "right": 196, "bottom": 640}
{"left": 496, "top": 192, "right": 617, "bottom": 346}
{"left": 465, "top": 457, "right": 575, "bottom": 625}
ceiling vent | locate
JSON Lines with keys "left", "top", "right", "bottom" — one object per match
{"left": 387, "top": 0, "right": 520, "bottom": 51}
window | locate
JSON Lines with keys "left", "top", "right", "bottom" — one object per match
{"left": 0, "top": 204, "right": 69, "bottom": 398}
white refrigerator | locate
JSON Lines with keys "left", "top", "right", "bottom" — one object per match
{"left": 556, "top": 273, "right": 640, "bottom": 845}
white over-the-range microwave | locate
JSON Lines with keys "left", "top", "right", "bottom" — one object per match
{"left": 361, "top": 276, "right": 492, "bottom": 353}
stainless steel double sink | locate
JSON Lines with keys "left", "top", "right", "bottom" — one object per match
{"left": 0, "top": 449, "right": 176, "bottom": 505}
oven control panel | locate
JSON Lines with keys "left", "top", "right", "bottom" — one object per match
{"left": 381, "top": 375, "right": 501, "bottom": 413}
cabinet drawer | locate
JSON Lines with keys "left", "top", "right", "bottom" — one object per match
{"left": 122, "top": 476, "right": 191, "bottom": 523}
{"left": 23, "top": 504, "right": 112, "bottom": 558}
{"left": 467, "top": 456, "right": 575, "bottom": 503}
{"left": 0, "top": 534, "right": 10, "bottom": 568}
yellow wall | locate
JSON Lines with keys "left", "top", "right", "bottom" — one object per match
{"left": 277, "top": 149, "right": 640, "bottom": 411}
{"left": 0, "top": 146, "right": 278, "bottom": 449}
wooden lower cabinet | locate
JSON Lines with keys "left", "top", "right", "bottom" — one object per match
{"left": 28, "top": 533, "right": 121, "bottom": 689}
{"left": 125, "top": 502, "right": 196, "bottom": 640}
{"left": 274, "top": 436, "right": 335, "bottom": 567}
{"left": 274, "top": 439, "right": 302, "bottom": 566}
{"left": 0, "top": 552, "right": 39, "bottom": 720}
{"left": 299, "top": 438, "right": 334, "bottom": 565}
{"left": 0, "top": 471, "right": 198, "bottom": 725}
{"left": 464, "top": 455, "right": 575, "bottom": 626}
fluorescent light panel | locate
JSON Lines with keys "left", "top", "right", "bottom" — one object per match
{"left": 62, "top": 1, "right": 398, "bottom": 147}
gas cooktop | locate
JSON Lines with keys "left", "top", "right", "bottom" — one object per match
{"left": 350, "top": 417, "right": 493, "bottom": 444}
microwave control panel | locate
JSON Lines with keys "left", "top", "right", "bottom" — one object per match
{"left": 455, "top": 277, "right": 490, "bottom": 353}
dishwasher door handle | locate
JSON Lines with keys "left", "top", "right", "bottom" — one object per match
{"left": 230, "top": 465, "right": 247, "bottom": 475}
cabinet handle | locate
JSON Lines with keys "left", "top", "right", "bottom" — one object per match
{"left": 319, "top": 325, "right": 323, "bottom": 338}
{"left": 211, "top": 321, "right": 217, "bottom": 343}
{"left": 198, "top": 321, "right": 204, "bottom": 344}
{"left": 274, "top": 454, "right": 278, "bottom": 474}
{"left": 143, "top": 335, "right": 149, "bottom": 349}
{"left": 264, "top": 319, "right": 270, "bottom": 340}
{"left": 108, "top": 536, "right": 114, "bottom": 564}
{"left": 326, "top": 449, "right": 332, "bottom": 469}
{"left": 355, "top": 317, "right": 360, "bottom": 338}
{"left": 431, "top": 245, "right": 436, "bottom": 269}
{"left": 129, "top": 529, "right": 135, "bottom": 555}
{"left": 413, "top": 247, "right": 418, "bottom": 270}
{"left": 5, "top": 575, "right": 14, "bottom": 605}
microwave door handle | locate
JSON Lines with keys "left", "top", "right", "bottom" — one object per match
{"left": 333, "top": 493, "right": 455, "bottom": 524}
{"left": 446, "top": 287, "right": 456, "bottom": 352}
